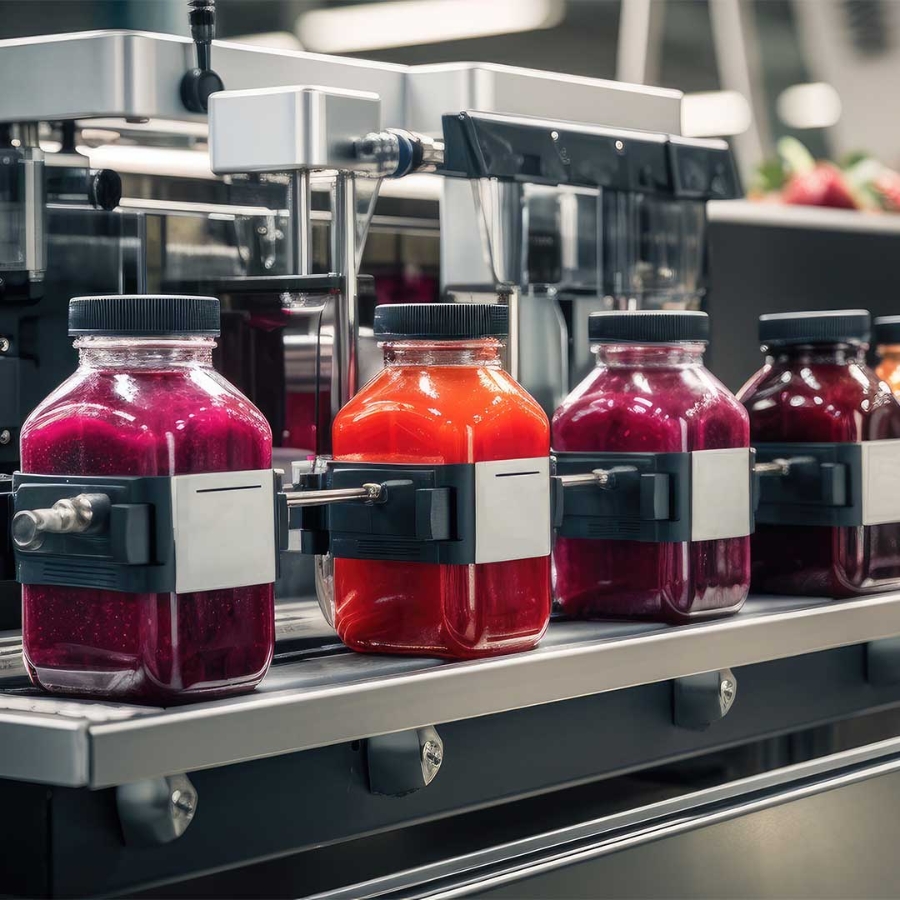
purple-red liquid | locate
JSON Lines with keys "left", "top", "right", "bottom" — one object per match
{"left": 20, "top": 355, "right": 275, "bottom": 704}
{"left": 551, "top": 345, "right": 751, "bottom": 621}
{"left": 739, "top": 345, "right": 900, "bottom": 597}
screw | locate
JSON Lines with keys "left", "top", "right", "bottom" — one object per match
{"left": 422, "top": 740, "right": 443, "bottom": 770}
{"left": 615, "top": 139, "right": 625, "bottom": 152}
{"left": 171, "top": 788, "right": 196, "bottom": 815}
{"left": 720, "top": 676, "right": 736, "bottom": 713}
{"left": 0, "top": 337, "right": 10, "bottom": 353}
{"left": 0, "top": 430, "right": 11, "bottom": 445}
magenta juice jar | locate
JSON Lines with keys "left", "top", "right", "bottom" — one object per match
{"left": 739, "top": 310, "right": 900, "bottom": 597}
{"left": 20, "top": 295, "right": 275, "bottom": 703}
{"left": 552, "top": 311, "right": 751, "bottom": 621}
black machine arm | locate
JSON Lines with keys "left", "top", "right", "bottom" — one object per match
{"left": 181, "top": 0, "right": 224, "bottom": 113}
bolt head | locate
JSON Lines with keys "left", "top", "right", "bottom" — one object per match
{"left": 0, "top": 429, "right": 11, "bottom": 445}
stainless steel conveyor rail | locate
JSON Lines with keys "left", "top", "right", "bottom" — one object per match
{"left": 2, "top": 593, "right": 900, "bottom": 789}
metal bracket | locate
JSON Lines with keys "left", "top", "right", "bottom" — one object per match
{"left": 673, "top": 668, "right": 737, "bottom": 730}
{"left": 116, "top": 773, "right": 198, "bottom": 847}
{"left": 866, "top": 637, "right": 900, "bottom": 685}
{"left": 366, "top": 725, "right": 444, "bottom": 797}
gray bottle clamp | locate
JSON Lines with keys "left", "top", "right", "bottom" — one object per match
{"left": 754, "top": 440, "right": 900, "bottom": 528}
{"left": 553, "top": 448, "right": 754, "bottom": 543}
{"left": 12, "top": 470, "right": 280, "bottom": 594}
{"left": 289, "top": 458, "right": 551, "bottom": 566}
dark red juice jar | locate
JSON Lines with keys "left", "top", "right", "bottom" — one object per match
{"left": 739, "top": 309, "right": 900, "bottom": 597}
{"left": 328, "top": 303, "right": 551, "bottom": 659}
{"left": 552, "top": 311, "right": 751, "bottom": 621}
{"left": 20, "top": 295, "right": 275, "bottom": 703}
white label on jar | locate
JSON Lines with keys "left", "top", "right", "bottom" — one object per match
{"left": 691, "top": 448, "right": 752, "bottom": 542}
{"left": 861, "top": 440, "right": 900, "bottom": 526}
{"left": 171, "top": 469, "right": 276, "bottom": 594}
{"left": 475, "top": 457, "right": 551, "bottom": 564}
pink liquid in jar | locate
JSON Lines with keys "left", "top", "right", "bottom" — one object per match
{"left": 552, "top": 312, "right": 750, "bottom": 622}
{"left": 20, "top": 295, "right": 275, "bottom": 704}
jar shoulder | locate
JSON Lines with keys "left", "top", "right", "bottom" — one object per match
{"left": 740, "top": 362, "right": 900, "bottom": 441}
{"left": 333, "top": 366, "right": 549, "bottom": 461}
{"left": 336, "top": 366, "right": 548, "bottom": 428}
{"left": 552, "top": 364, "right": 748, "bottom": 451}
{"left": 21, "top": 367, "right": 272, "bottom": 473}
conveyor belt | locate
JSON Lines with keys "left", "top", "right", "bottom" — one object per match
{"left": 3, "top": 593, "right": 900, "bottom": 789}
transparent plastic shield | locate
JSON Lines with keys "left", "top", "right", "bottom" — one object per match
{"left": 602, "top": 191, "right": 707, "bottom": 310}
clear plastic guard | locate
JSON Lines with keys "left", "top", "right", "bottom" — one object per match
{"left": 315, "top": 551, "right": 336, "bottom": 628}
{"left": 301, "top": 454, "right": 336, "bottom": 627}
{"left": 470, "top": 177, "right": 527, "bottom": 286}
{"left": 354, "top": 176, "right": 381, "bottom": 271}
{"left": 602, "top": 191, "right": 707, "bottom": 310}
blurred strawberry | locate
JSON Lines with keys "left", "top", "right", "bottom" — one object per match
{"left": 777, "top": 136, "right": 858, "bottom": 209}
{"left": 782, "top": 164, "right": 858, "bottom": 209}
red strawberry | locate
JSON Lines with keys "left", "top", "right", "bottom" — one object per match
{"left": 782, "top": 164, "right": 858, "bottom": 209}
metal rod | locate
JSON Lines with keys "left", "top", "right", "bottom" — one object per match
{"left": 754, "top": 456, "right": 815, "bottom": 477}
{"left": 331, "top": 172, "right": 359, "bottom": 414}
{"left": 754, "top": 460, "right": 791, "bottom": 477}
{"left": 284, "top": 483, "right": 381, "bottom": 508}
{"left": 557, "top": 469, "right": 615, "bottom": 488}
{"left": 506, "top": 287, "right": 520, "bottom": 381}
{"left": 289, "top": 170, "right": 311, "bottom": 276}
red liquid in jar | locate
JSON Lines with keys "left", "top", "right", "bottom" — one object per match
{"left": 331, "top": 343, "right": 551, "bottom": 658}
{"left": 21, "top": 360, "right": 275, "bottom": 704}
{"left": 739, "top": 346, "right": 900, "bottom": 596}
{"left": 552, "top": 345, "right": 751, "bottom": 621}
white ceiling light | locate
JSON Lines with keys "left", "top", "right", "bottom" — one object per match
{"left": 777, "top": 82, "right": 842, "bottom": 130}
{"left": 297, "top": 0, "right": 564, "bottom": 54}
{"left": 681, "top": 90, "right": 752, "bottom": 138}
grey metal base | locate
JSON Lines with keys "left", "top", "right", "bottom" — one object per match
{"left": 4, "top": 593, "right": 900, "bottom": 788}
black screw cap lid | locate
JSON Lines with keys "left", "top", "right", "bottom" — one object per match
{"left": 588, "top": 310, "right": 709, "bottom": 344}
{"left": 875, "top": 316, "right": 900, "bottom": 345}
{"left": 69, "top": 295, "right": 220, "bottom": 337}
{"left": 374, "top": 303, "right": 508, "bottom": 340}
{"left": 758, "top": 309, "right": 870, "bottom": 347}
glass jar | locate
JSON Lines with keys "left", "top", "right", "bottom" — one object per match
{"left": 552, "top": 310, "right": 751, "bottom": 621}
{"left": 875, "top": 315, "right": 900, "bottom": 398}
{"left": 20, "top": 295, "right": 275, "bottom": 703}
{"left": 739, "top": 309, "right": 900, "bottom": 596}
{"left": 329, "top": 303, "right": 551, "bottom": 658}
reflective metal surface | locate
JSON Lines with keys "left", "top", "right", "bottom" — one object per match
{"left": 4, "top": 592, "right": 900, "bottom": 788}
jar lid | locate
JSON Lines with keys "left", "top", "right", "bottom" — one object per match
{"left": 758, "top": 309, "right": 870, "bottom": 347}
{"left": 373, "top": 303, "right": 508, "bottom": 340}
{"left": 874, "top": 316, "right": 900, "bottom": 345}
{"left": 68, "top": 295, "right": 220, "bottom": 337}
{"left": 588, "top": 310, "right": 709, "bottom": 344}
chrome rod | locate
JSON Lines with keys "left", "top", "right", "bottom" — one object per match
{"left": 284, "top": 483, "right": 382, "bottom": 508}
{"left": 331, "top": 171, "right": 359, "bottom": 415}
{"left": 289, "top": 169, "right": 311, "bottom": 276}
{"left": 557, "top": 469, "right": 615, "bottom": 488}
{"left": 12, "top": 492, "right": 110, "bottom": 550}
{"left": 754, "top": 456, "right": 814, "bottom": 477}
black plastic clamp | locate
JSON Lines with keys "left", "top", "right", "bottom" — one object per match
{"left": 13, "top": 470, "right": 286, "bottom": 593}
{"left": 553, "top": 451, "right": 692, "bottom": 543}
{"left": 288, "top": 461, "right": 476, "bottom": 564}
{"left": 754, "top": 442, "right": 866, "bottom": 527}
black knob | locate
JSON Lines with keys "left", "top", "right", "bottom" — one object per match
{"left": 89, "top": 169, "right": 122, "bottom": 211}
{"left": 181, "top": 0, "right": 223, "bottom": 113}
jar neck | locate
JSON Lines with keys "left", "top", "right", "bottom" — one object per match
{"left": 74, "top": 335, "right": 216, "bottom": 369}
{"left": 593, "top": 342, "right": 707, "bottom": 368}
{"left": 767, "top": 342, "right": 867, "bottom": 367}
{"left": 381, "top": 338, "right": 504, "bottom": 367}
